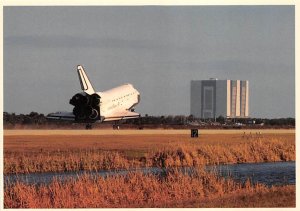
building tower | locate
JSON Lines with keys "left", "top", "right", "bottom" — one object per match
{"left": 190, "top": 79, "right": 249, "bottom": 118}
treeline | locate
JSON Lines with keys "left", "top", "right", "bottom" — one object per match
{"left": 126, "top": 115, "right": 190, "bottom": 125}
{"left": 3, "top": 112, "right": 295, "bottom": 127}
{"left": 4, "top": 112, "right": 47, "bottom": 126}
{"left": 245, "top": 118, "right": 295, "bottom": 126}
{"left": 126, "top": 115, "right": 295, "bottom": 127}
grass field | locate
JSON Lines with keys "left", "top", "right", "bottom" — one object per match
{"left": 4, "top": 129, "right": 295, "bottom": 174}
{"left": 3, "top": 129, "right": 295, "bottom": 208}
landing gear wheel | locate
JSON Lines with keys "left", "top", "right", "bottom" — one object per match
{"left": 113, "top": 121, "right": 120, "bottom": 130}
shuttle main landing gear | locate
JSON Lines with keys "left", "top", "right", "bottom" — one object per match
{"left": 113, "top": 121, "right": 120, "bottom": 130}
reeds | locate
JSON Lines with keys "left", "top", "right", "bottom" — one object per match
{"left": 4, "top": 137, "right": 295, "bottom": 174}
{"left": 4, "top": 150, "right": 132, "bottom": 174}
{"left": 6, "top": 167, "right": 292, "bottom": 208}
{"left": 149, "top": 137, "right": 295, "bottom": 167}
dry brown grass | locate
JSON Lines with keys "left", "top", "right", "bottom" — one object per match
{"left": 173, "top": 185, "right": 296, "bottom": 208}
{"left": 4, "top": 132, "right": 295, "bottom": 174}
{"left": 5, "top": 150, "right": 132, "bottom": 174}
{"left": 149, "top": 137, "right": 295, "bottom": 167}
{"left": 4, "top": 168, "right": 295, "bottom": 208}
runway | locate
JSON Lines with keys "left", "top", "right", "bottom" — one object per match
{"left": 3, "top": 128, "right": 295, "bottom": 136}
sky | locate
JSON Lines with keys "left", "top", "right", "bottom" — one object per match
{"left": 4, "top": 6, "right": 295, "bottom": 118}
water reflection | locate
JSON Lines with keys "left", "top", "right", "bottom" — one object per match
{"left": 4, "top": 161, "right": 295, "bottom": 187}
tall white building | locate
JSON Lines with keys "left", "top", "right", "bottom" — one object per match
{"left": 190, "top": 79, "right": 249, "bottom": 118}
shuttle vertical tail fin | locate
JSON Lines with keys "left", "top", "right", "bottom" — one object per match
{"left": 77, "top": 65, "right": 95, "bottom": 95}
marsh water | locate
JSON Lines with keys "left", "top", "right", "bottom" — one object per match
{"left": 4, "top": 161, "right": 295, "bottom": 187}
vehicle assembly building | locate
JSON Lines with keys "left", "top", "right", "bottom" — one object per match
{"left": 190, "top": 79, "right": 249, "bottom": 119}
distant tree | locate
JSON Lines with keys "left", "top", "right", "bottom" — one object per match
{"left": 187, "top": 115, "right": 194, "bottom": 122}
{"left": 29, "top": 112, "right": 39, "bottom": 117}
{"left": 165, "top": 115, "right": 174, "bottom": 124}
{"left": 22, "top": 115, "right": 32, "bottom": 124}
{"left": 216, "top": 115, "right": 225, "bottom": 124}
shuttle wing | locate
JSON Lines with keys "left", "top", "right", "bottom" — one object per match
{"left": 46, "top": 112, "right": 75, "bottom": 121}
{"left": 103, "top": 110, "right": 140, "bottom": 121}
